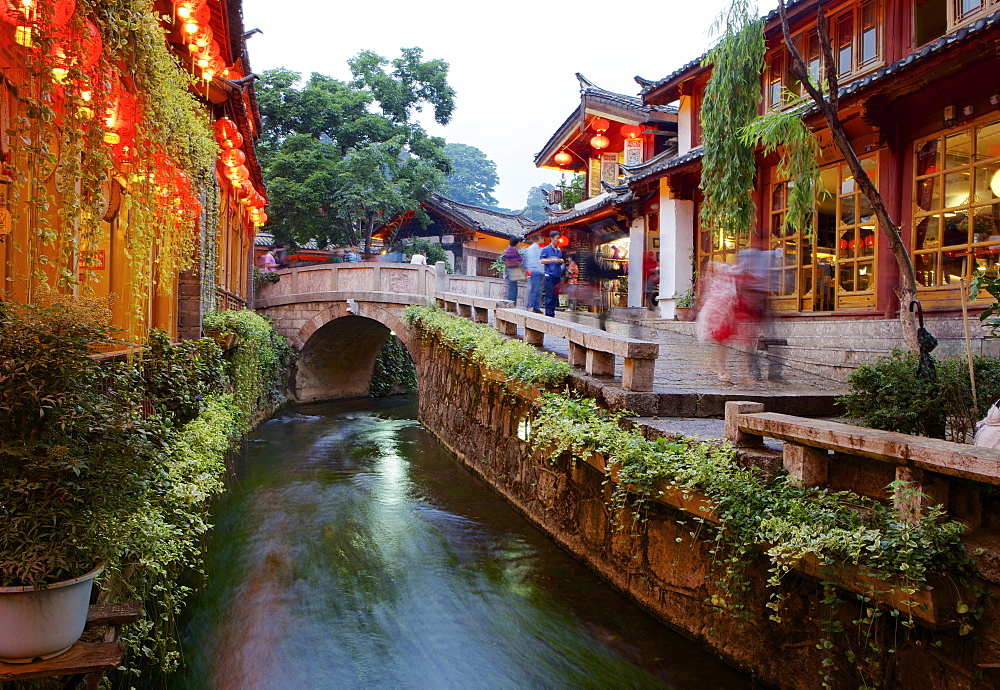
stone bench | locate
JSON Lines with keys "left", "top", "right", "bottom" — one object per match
{"left": 435, "top": 292, "right": 514, "bottom": 323}
{"left": 495, "top": 308, "right": 658, "bottom": 392}
{"left": 724, "top": 401, "right": 1000, "bottom": 523}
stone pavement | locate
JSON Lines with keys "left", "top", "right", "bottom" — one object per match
{"left": 509, "top": 310, "right": 846, "bottom": 418}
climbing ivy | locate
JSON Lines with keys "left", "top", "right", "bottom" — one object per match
{"left": 202, "top": 309, "right": 292, "bottom": 430}
{"left": 530, "top": 393, "right": 975, "bottom": 687}
{"left": 404, "top": 304, "right": 569, "bottom": 386}
{"left": 370, "top": 334, "right": 416, "bottom": 396}
{"left": 699, "top": 0, "right": 765, "bottom": 241}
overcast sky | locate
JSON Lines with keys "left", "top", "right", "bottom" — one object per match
{"left": 241, "top": 0, "right": 766, "bottom": 210}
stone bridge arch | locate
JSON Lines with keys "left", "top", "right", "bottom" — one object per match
{"left": 258, "top": 294, "right": 427, "bottom": 403}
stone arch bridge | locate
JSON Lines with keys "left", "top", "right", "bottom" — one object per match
{"left": 256, "top": 262, "right": 509, "bottom": 402}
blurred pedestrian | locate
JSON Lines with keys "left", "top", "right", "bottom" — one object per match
{"left": 540, "top": 231, "right": 565, "bottom": 317}
{"left": 345, "top": 246, "right": 362, "bottom": 263}
{"left": 410, "top": 252, "right": 427, "bottom": 265}
{"left": 643, "top": 250, "right": 659, "bottom": 310}
{"left": 696, "top": 262, "right": 740, "bottom": 383}
{"left": 331, "top": 248, "right": 345, "bottom": 264}
{"left": 975, "top": 400, "right": 1000, "bottom": 448}
{"left": 502, "top": 237, "right": 524, "bottom": 303}
{"left": 524, "top": 235, "right": 543, "bottom": 313}
{"left": 258, "top": 249, "right": 277, "bottom": 273}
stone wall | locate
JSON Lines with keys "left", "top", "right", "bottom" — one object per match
{"left": 414, "top": 337, "right": 998, "bottom": 689}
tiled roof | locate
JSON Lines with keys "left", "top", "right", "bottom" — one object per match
{"left": 528, "top": 187, "right": 634, "bottom": 232}
{"left": 430, "top": 195, "right": 534, "bottom": 239}
{"left": 621, "top": 146, "right": 704, "bottom": 183}
{"left": 534, "top": 74, "right": 676, "bottom": 166}
{"left": 253, "top": 232, "right": 333, "bottom": 251}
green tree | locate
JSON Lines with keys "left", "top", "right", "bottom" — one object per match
{"left": 256, "top": 49, "right": 456, "bottom": 253}
{"left": 442, "top": 142, "right": 499, "bottom": 207}
{"left": 560, "top": 174, "right": 585, "bottom": 209}
{"left": 522, "top": 183, "right": 554, "bottom": 222}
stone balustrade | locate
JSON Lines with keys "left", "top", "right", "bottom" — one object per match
{"left": 494, "top": 308, "right": 658, "bottom": 392}
{"left": 724, "top": 400, "right": 1000, "bottom": 525}
{"left": 435, "top": 292, "right": 513, "bottom": 323}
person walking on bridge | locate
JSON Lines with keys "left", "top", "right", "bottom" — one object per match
{"left": 540, "top": 231, "right": 565, "bottom": 318}
{"left": 523, "top": 235, "right": 544, "bottom": 313}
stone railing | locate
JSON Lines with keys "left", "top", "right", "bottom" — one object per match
{"left": 495, "top": 308, "right": 658, "bottom": 392}
{"left": 724, "top": 400, "right": 1000, "bottom": 526}
{"left": 435, "top": 292, "right": 513, "bottom": 323}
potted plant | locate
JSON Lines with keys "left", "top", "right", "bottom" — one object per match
{"left": 0, "top": 299, "right": 164, "bottom": 662}
{"left": 673, "top": 286, "right": 697, "bottom": 321}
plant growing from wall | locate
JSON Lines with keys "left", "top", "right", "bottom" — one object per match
{"left": 529, "top": 392, "right": 975, "bottom": 686}
{"left": 404, "top": 305, "right": 569, "bottom": 386}
{"left": 202, "top": 309, "right": 292, "bottom": 429}
{"left": 370, "top": 334, "right": 416, "bottom": 396}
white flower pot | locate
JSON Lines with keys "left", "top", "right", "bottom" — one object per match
{"left": 0, "top": 564, "right": 103, "bottom": 663}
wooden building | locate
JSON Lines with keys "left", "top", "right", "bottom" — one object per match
{"left": 531, "top": 74, "right": 677, "bottom": 309}
{"left": 633, "top": 0, "right": 1000, "bottom": 323}
{"left": 374, "top": 194, "right": 533, "bottom": 276}
{"left": 0, "top": 0, "right": 266, "bottom": 343}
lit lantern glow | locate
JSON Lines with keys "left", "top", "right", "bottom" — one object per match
{"left": 220, "top": 130, "right": 243, "bottom": 150}
{"left": 103, "top": 131, "right": 120, "bottom": 145}
{"left": 224, "top": 164, "right": 249, "bottom": 183}
{"left": 556, "top": 234, "right": 569, "bottom": 248}
{"left": 0, "top": 0, "right": 76, "bottom": 27}
{"left": 619, "top": 124, "right": 642, "bottom": 140}
{"left": 590, "top": 134, "right": 609, "bottom": 150}
{"left": 220, "top": 148, "right": 245, "bottom": 167}
{"left": 591, "top": 117, "right": 610, "bottom": 132}
{"left": 554, "top": 150, "right": 572, "bottom": 166}
{"left": 991, "top": 169, "right": 1000, "bottom": 198}
{"left": 13, "top": 25, "right": 31, "bottom": 46}
{"left": 213, "top": 117, "right": 239, "bottom": 141}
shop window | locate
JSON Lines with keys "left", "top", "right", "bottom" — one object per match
{"left": 766, "top": 51, "right": 785, "bottom": 110}
{"left": 913, "top": 117, "right": 1000, "bottom": 290}
{"left": 766, "top": 157, "right": 878, "bottom": 313}
{"left": 697, "top": 209, "right": 748, "bottom": 278}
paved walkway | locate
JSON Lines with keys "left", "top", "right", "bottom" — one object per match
{"left": 522, "top": 311, "right": 845, "bottom": 398}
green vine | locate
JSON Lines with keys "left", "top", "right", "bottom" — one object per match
{"left": 529, "top": 392, "right": 975, "bottom": 686}
{"left": 404, "top": 304, "right": 569, "bottom": 386}
{"left": 699, "top": 0, "right": 765, "bottom": 241}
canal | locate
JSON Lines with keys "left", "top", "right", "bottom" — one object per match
{"left": 171, "top": 395, "right": 750, "bottom": 688}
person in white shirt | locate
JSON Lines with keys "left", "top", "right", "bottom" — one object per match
{"left": 523, "top": 235, "right": 544, "bottom": 313}
{"left": 409, "top": 253, "right": 427, "bottom": 265}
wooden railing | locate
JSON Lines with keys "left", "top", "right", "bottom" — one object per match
{"left": 214, "top": 286, "right": 247, "bottom": 312}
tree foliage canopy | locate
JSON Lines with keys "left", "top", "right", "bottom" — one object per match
{"left": 442, "top": 142, "right": 499, "bottom": 207}
{"left": 256, "top": 48, "right": 456, "bottom": 250}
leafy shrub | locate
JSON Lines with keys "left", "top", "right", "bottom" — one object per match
{"left": 404, "top": 305, "right": 569, "bottom": 386}
{"left": 142, "top": 329, "right": 226, "bottom": 425}
{"left": 840, "top": 350, "right": 1000, "bottom": 441}
{"left": 370, "top": 334, "right": 416, "bottom": 396}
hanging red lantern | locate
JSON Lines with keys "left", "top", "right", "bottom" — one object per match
{"left": 224, "top": 164, "right": 249, "bottom": 184}
{"left": 865, "top": 234, "right": 875, "bottom": 247}
{"left": 590, "top": 134, "right": 609, "bottom": 150}
{"left": 554, "top": 151, "right": 572, "bottom": 166}
{"left": 556, "top": 235, "right": 569, "bottom": 248}
{"left": 0, "top": 0, "right": 75, "bottom": 26}
{"left": 50, "top": 18, "right": 102, "bottom": 71}
{"left": 188, "top": 24, "right": 212, "bottom": 52}
{"left": 620, "top": 124, "right": 642, "bottom": 140}
{"left": 591, "top": 117, "right": 610, "bottom": 132}
{"left": 220, "top": 148, "right": 245, "bottom": 168}
{"left": 213, "top": 117, "right": 239, "bottom": 142}
{"left": 220, "top": 129, "right": 243, "bottom": 150}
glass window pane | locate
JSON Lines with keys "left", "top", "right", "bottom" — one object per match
{"left": 839, "top": 261, "right": 855, "bottom": 292}
{"left": 941, "top": 251, "right": 968, "bottom": 285}
{"left": 861, "top": 155, "right": 878, "bottom": 182}
{"left": 837, "top": 16, "right": 854, "bottom": 74}
{"left": 917, "top": 178, "right": 940, "bottom": 211}
{"left": 975, "top": 164, "right": 1000, "bottom": 202}
{"left": 917, "top": 139, "right": 940, "bottom": 176}
{"left": 959, "top": 0, "right": 983, "bottom": 16}
{"left": 916, "top": 216, "right": 941, "bottom": 250}
{"left": 772, "top": 183, "right": 785, "bottom": 210}
{"left": 840, "top": 195, "right": 856, "bottom": 224}
{"left": 860, "top": 228, "right": 876, "bottom": 257}
{"left": 972, "top": 204, "right": 1000, "bottom": 243}
{"left": 860, "top": 2, "right": 878, "bottom": 63}
{"left": 857, "top": 261, "right": 874, "bottom": 291}
{"left": 840, "top": 228, "right": 857, "bottom": 258}
{"left": 858, "top": 194, "right": 873, "bottom": 223}
{"left": 943, "top": 213, "right": 969, "bottom": 246}
{"left": 944, "top": 171, "right": 971, "bottom": 207}
{"left": 975, "top": 120, "right": 1000, "bottom": 161}
{"left": 945, "top": 131, "right": 972, "bottom": 169}
{"left": 915, "top": 253, "right": 938, "bottom": 287}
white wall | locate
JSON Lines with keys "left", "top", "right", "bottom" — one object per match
{"left": 677, "top": 95, "right": 693, "bottom": 156}
{"left": 657, "top": 178, "right": 695, "bottom": 320}
{"left": 627, "top": 216, "right": 646, "bottom": 308}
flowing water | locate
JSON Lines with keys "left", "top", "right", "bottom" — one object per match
{"left": 171, "top": 395, "right": 749, "bottom": 689}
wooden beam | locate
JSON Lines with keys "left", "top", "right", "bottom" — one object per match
{"left": 0, "top": 643, "right": 125, "bottom": 681}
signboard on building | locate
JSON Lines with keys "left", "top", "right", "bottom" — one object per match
{"left": 601, "top": 153, "right": 618, "bottom": 187}
{"left": 588, "top": 158, "right": 602, "bottom": 197}
{"left": 625, "top": 139, "right": 643, "bottom": 166}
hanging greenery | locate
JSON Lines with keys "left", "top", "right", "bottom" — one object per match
{"left": 699, "top": 0, "right": 765, "bottom": 241}
{"left": 6, "top": 0, "right": 217, "bottom": 337}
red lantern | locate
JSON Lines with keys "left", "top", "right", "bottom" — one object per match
{"left": 865, "top": 234, "right": 875, "bottom": 247}
{"left": 590, "top": 134, "right": 609, "bottom": 150}
{"left": 224, "top": 164, "right": 249, "bottom": 184}
{"left": 556, "top": 235, "right": 569, "bottom": 248}
{"left": 220, "top": 148, "right": 245, "bottom": 168}
{"left": 220, "top": 130, "right": 243, "bottom": 150}
{"left": 0, "top": 0, "right": 75, "bottom": 26}
{"left": 554, "top": 151, "right": 572, "bottom": 166}
{"left": 188, "top": 24, "right": 212, "bottom": 51}
{"left": 213, "top": 117, "right": 238, "bottom": 141}
{"left": 591, "top": 117, "right": 610, "bottom": 133}
{"left": 620, "top": 124, "right": 642, "bottom": 140}
{"left": 51, "top": 18, "right": 102, "bottom": 70}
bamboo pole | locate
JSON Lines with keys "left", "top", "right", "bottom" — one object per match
{"left": 960, "top": 278, "right": 978, "bottom": 410}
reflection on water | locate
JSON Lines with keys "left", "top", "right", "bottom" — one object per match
{"left": 171, "top": 395, "right": 749, "bottom": 689}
